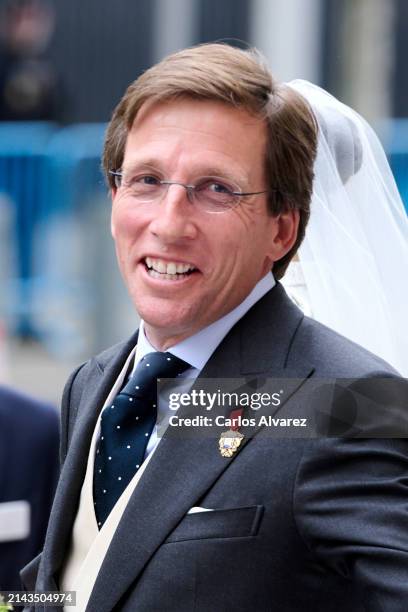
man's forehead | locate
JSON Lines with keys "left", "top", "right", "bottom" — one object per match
{"left": 130, "top": 97, "right": 266, "bottom": 133}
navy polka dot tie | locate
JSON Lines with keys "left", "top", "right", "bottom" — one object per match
{"left": 93, "top": 351, "right": 190, "bottom": 528}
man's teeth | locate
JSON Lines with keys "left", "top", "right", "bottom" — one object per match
{"left": 145, "top": 257, "right": 195, "bottom": 278}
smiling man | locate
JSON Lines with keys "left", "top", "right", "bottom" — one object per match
{"left": 110, "top": 97, "right": 295, "bottom": 348}
{"left": 22, "top": 44, "right": 408, "bottom": 612}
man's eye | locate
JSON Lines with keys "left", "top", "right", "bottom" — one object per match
{"left": 135, "top": 175, "right": 160, "bottom": 186}
{"left": 201, "top": 181, "right": 234, "bottom": 195}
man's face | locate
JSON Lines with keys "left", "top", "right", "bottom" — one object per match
{"left": 111, "top": 98, "right": 290, "bottom": 349}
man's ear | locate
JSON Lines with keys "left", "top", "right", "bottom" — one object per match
{"left": 269, "top": 208, "right": 299, "bottom": 261}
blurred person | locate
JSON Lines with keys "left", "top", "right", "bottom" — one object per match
{"left": 0, "top": 0, "right": 62, "bottom": 121}
{"left": 22, "top": 44, "right": 408, "bottom": 611}
{"left": 0, "top": 385, "right": 59, "bottom": 591}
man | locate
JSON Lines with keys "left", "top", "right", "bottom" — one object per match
{"left": 0, "top": 385, "right": 59, "bottom": 591}
{"left": 22, "top": 44, "right": 408, "bottom": 611}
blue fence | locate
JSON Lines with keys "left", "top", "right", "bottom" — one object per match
{"left": 0, "top": 122, "right": 107, "bottom": 346}
{"left": 382, "top": 119, "right": 408, "bottom": 214}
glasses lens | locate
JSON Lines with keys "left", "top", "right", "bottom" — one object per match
{"left": 194, "top": 178, "right": 239, "bottom": 212}
{"left": 125, "top": 175, "right": 165, "bottom": 201}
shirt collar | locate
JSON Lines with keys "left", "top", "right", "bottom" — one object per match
{"left": 135, "top": 272, "right": 275, "bottom": 372}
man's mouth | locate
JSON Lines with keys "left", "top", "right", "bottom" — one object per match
{"left": 143, "top": 257, "right": 197, "bottom": 280}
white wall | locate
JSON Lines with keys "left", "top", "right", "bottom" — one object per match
{"left": 249, "top": 0, "right": 323, "bottom": 83}
{"left": 153, "top": 0, "right": 199, "bottom": 62}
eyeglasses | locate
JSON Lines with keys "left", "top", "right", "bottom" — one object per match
{"left": 109, "top": 170, "right": 269, "bottom": 214}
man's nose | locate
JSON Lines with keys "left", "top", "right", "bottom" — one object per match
{"left": 148, "top": 184, "right": 198, "bottom": 242}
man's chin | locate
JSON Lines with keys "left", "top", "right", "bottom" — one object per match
{"left": 138, "top": 304, "right": 199, "bottom": 348}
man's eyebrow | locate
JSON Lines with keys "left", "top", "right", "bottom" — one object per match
{"left": 122, "top": 160, "right": 248, "bottom": 186}
{"left": 121, "top": 160, "right": 163, "bottom": 174}
{"left": 198, "top": 166, "right": 248, "bottom": 186}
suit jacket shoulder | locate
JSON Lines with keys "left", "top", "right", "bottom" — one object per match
{"left": 60, "top": 333, "right": 139, "bottom": 464}
{"left": 293, "top": 313, "right": 398, "bottom": 377}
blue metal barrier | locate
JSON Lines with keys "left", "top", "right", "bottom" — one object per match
{"left": 383, "top": 120, "right": 408, "bottom": 215}
{"left": 45, "top": 123, "right": 107, "bottom": 216}
{"left": 0, "top": 123, "right": 55, "bottom": 336}
{"left": 0, "top": 122, "right": 108, "bottom": 343}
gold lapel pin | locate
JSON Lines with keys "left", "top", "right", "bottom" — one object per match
{"left": 219, "top": 429, "right": 244, "bottom": 457}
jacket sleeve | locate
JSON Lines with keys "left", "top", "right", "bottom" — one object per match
{"left": 20, "top": 552, "right": 42, "bottom": 591}
{"left": 294, "top": 436, "right": 408, "bottom": 611}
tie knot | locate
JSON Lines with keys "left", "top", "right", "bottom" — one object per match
{"left": 139, "top": 351, "right": 190, "bottom": 378}
{"left": 121, "top": 351, "right": 190, "bottom": 398}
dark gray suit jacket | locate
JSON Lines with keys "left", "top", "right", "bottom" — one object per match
{"left": 22, "top": 284, "right": 408, "bottom": 611}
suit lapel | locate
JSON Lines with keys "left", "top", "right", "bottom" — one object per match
{"left": 41, "top": 334, "right": 139, "bottom": 584}
{"left": 87, "top": 284, "right": 314, "bottom": 612}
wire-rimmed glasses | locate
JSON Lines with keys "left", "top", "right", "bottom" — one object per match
{"left": 109, "top": 170, "right": 268, "bottom": 214}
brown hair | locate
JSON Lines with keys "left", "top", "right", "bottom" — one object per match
{"left": 103, "top": 43, "right": 317, "bottom": 279}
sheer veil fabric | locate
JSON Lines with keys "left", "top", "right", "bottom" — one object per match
{"left": 284, "top": 80, "right": 408, "bottom": 375}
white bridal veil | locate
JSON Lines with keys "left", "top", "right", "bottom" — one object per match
{"left": 286, "top": 80, "right": 408, "bottom": 375}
